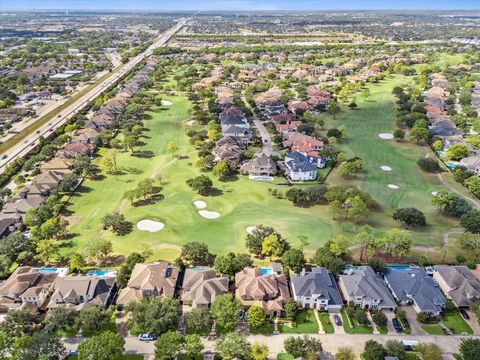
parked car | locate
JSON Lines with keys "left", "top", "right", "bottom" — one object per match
{"left": 137, "top": 333, "right": 156, "bottom": 341}
{"left": 460, "top": 309, "right": 470, "bottom": 320}
{"left": 333, "top": 314, "right": 342, "bottom": 326}
{"left": 392, "top": 318, "right": 403, "bottom": 333}
{"left": 442, "top": 327, "right": 452, "bottom": 335}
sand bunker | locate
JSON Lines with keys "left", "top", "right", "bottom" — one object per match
{"left": 380, "top": 166, "right": 392, "bottom": 171}
{"left": 198, "top": 210, "right": 220, "bottom": 219}
{"left": 161, "top": 100, "right": 172, "bottom": 106}
{"left": 387, "top": 184, "right": 399, "bottom": 189}
{"left": 137, "top": 219, "right": 165, "bottom": 232}
{"left": 379, "top": 133, "right": 394, "bottom": 140}
{"left": 246, "top": 226, "right": 257, "bottom": 234}
{"left": 186, "top": 120, "right": 195, "bottom": 126}
{"left": 193, "top": 200, "right": 207, "bottom": 209}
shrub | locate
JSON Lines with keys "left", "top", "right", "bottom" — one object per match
{"left": 417, "top": 158, "right": 441, "bottom": 173}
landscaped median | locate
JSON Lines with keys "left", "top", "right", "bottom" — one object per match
{"left": 318, "top": 312, "right": 334, "bottom": 334}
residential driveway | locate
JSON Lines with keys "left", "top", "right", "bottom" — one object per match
{"left": 252, "top": 116, "right": 275, "bottom": 156}
{"left": 402, "top": 306, "right": 425, "bottom": 335}
{"left": 366, "top": 311, "right": 380, "bottom": 334}
{"left": 329, "top": 313, "right": 345, "bottom": 334}
{"left": 385, "top": 311, "right": 397, "bottom": 335}
{"left": 465, "top": 310, "right": 480, "bottom": 335}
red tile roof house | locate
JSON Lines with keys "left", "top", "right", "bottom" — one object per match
{"left": 288, "top": 100, "right": 312, "bottom": 114}
{"left": 283, "top": 132, "right": 325, "bottom": 157}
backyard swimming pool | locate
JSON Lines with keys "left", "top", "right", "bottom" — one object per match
{"left": 87, "top": 269, "right": 117, "bottom": 277}
{"left": 36, "top": 267, "right": 69, "bottom": 277}
{"left": 388, "top": 265, "right": 412, "bottom": 271}
{"left": 260, "top": 267, "right": 273, "bottom": 276}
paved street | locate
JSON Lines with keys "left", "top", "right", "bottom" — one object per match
{"left": 252, "top": 116, "right": 275, "bottom": 156}
{"left": 0, "top": 18, "right": 188, "bottom": 174}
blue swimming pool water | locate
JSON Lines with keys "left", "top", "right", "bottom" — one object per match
{"left": 388, "top": 265, "right": 411, "bottom": 271}
{"left": 446, "top": 162, "right": 457, "bottom": 170}
{"left": 260, "top": 267, "right": 273, "bottom": 276}
{"left": 37, "top": 267, "right": 58, "bottom": 273}
{"left": 345, "top": 265, "right": 356, "bottom": 271}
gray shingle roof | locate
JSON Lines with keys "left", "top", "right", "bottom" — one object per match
{"left": 285, "top": 151, "right": 317, "bottom": 172}
{"left": 384, "top": 267, "right": 446, "bottom": 313}
{"left": 290, "top": 267, "right": 343, "bottom": 306}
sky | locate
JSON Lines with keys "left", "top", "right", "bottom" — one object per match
{"left": 1, "top": 0, "right": 479, "bottom": 11}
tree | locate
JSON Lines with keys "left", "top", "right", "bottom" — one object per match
{"left": 76, "top": 307, "right": 111, "bottom": 334}
{"left": 446, "top": 144, "right": 468, "bottom": 160}
{"left": 35, "top": 239, "right": 60, "bottom": 265}
{"left": 349, "top": 195, "right": 368, "bottom": 223}
{"left": 261, "top": 234, "right": 286, "bottom": 259}
{"left": 213, "top": 160, "right": 232, "bottom": 181}
{"left": 458, "top": 338, "right": 480, "bottom": 360}
{"left": 283, "top": 335, "right": 323, "bottom": 358}
{"left": 327, "top": 101, "right": 340, "bottom": 119}
{"left": 15, "top": 328, "right": 66, "bottom": 360}
{"left": 211, "top": 293, "right": 242, "bottom": 331}
{"left": 465, "top": 176, "right": 480, "bottom": 197}
{"left": 77, "top": 332, "right": 125, "bottom": 360}
{"left": 101, "top": 212, "right": 133, "bottom": 236}
{"left": 385, "top": 340, "right": 406, "bottom": 360}
{"left": 123, "top": 134, "right": 140, "bottom": 153}
{"left": 417, "top": 158, "right": 441, "bottom": 173}
{"left": 44, "top": 307, "right": 77, "bottom": 333}
{"left": 251, "top": 342, "right": 268, "bottom": 360}
{"left": 129, "top": 297, "right": 180, "bottom": 335}
{"left": 185, "top": 304, "right": 213, "bottom": 332}
{"left": 409, "top": 127, "right": 429, "bottom": 143}
{"left": 155, "top": 331, "right": 184, "bottom": 360}
{"left": 393, "top": 129, "right": 405, "bottom": 141}
{"left": 336, "top": 346, "right": 355, "bottom": 360}
{"left": 0, "top": 331, "right": 12, "bottom": 359}
{"left": 363, "top": 340, "right": 386, "bottom": 360}
{"left": 284, "top": 299, "right": 299, "bottom": 322}
{"left": 186, "top": 175, "right": 213, "bottom": 195}
{"left": 417, "top": 343, "right": 442, "bottom": 360}
{"left": 216, "top": 333, "right": 251, "bottom": 360}
{"left": 0, "top": 309, "right": 40, "bottom": 337}
{"left": 375, "top": 228, "right": 412, "bottom": 257}
{"left": 329, "top": 234, "right": 350, "bottom": 257}
{"left": 69, "top": 253, "right": 86, "bottom": 272}
{"left": 246, "top": 225, "right": 284, "bottom": 256}
{"left": 282, "top": 248, "right": 306, "bottom": 273}
{"left": 58, "top": 173, "right": 78, "bottom": 193}
{"left": 100, "top": 156, "right": 115, "bottom": 174}
{"left": 338, "top": 159, "right": 366, "bottom": 178}
{"left": 85, "top": 238, "right": 113, "bottom": 264}
{"left": 459, "top": 233, "right": 480, "bottom": 261}
{"left": 329, "top": 200, "right": 344, "bottom": 220}
{"left": 393, "top": 208, "right": 426, "bottom": 227}
{"left": 368, "top": 258, "right": 387, "bottom": 273}
{"left": 180, "top": 241, "right": 211, "bottom": 266}
{"left": 371, "top": 310, "right": 388, "bottom": 327}
{"left": 184, "top": 334, "right": 204, "bottom": 360}
{"left": 461, "top": 210, "right": 480, "bottom": 233}
{"left": 214, "top": 253, "right": 252, "bottom": 279}
{"left": 167, "top": 141, "right": 178, "bottom": 156}
{"left": 247, "top": 305, "right": 266, "bottom": 329}
{"left": 116, "top": 252, "right": 146, "bottom": 289}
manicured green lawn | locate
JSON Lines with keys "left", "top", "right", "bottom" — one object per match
{"left": 340, "top": 309, "right": 373, "bottom": 334}
{"left": 377, "top": 325, "right": 388, "bottom": 334}
{"left": 277, "top": 354, "right": 294, "bottom": 360}
{"left": 443, "top": 311, "right": 473, "bottom": 334}
{"left": 279, "top": 310, "right": 319, "bottom": 334}
{"left": 318, "top": 312, "right": 334, "bottom": 334}
{"left": 421, "top": 325, "right": 444, "bottom": 335}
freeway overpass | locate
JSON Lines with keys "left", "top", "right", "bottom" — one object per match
{"left": 0, "top": 18, "right": 187, "bottom": 174}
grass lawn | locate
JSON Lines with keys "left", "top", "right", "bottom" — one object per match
{"left": 279, "top": 309, "right": 319, "bottom": 334}
{"left": 377, "top": 325, "right": 388, "bottom": 334}
{"left": 249, "top": 322, "right": 274, "bottom": 334}
{"left": 340, "top": 309, "right": 373, "bottom": 334}
{"left": 185, "top": 326, "right": 211, "bottom": 336}
{"left": 324, "top": 75, "right": 466, "bottom": 250}
{"left": 57, "top": 325, "right": 78, "bottom": 338}
{"left": 421, "top": 325, "right": 445, "bottom": 335}
{"left": 443, "top": 311, "right": 473, "bottom": 334}
{"left": 81, "top": 316, "right": 117, "bottom": 337}
{"left": 277, "top": 354, "right": 294, "bottom": 360}
{"left": 318, "top": 312, "right": 334, "bottom": 334}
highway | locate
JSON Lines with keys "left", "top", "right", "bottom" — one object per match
{"left": 0, "top": 18, "right": 187, "bottom": 174}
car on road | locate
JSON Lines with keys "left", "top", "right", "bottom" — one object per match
{"left": 36, "top": 130, "right": 41, "bottom": 134}
{"left": 1, "top": 155, "right": 7, "bottom": 160}
{"left": 23, "top": 140, "right": 28, "bottom": 144}
{"left": 442, "top": 327, "right": 452, "bottom": 335}
{"left": 392, "top": 318, "right": 403, "bottom": 333}
{"left": 460, "top": 309, "right": 470, "bottom": 320}
{"left": 57, "top": 114, "right": 61, "bottom": 118}
{"left": 137, "top": 333, "right": 156, "bottom": 341}
{"left": 333, "top": 314, "right": 342, "bottom": 326}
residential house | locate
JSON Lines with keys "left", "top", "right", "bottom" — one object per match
{"left": 181, "top": 268, "right": 228, "bottom": 308}
{"left": 433, "top": 265, "right": 480, "bottom": 307}
{"left": 338, "top": 266, "right": 397, "bottom": 311}
{"left": 47, "top": 275, "right": 115, "bottom": 310}
{"left": 116, "top": 262, "right": 179, "bottom": 307}
{"left": 284, "top": 151, "right": 324, "bottom": 182}
{"left": 460, "top": 156, "right": 480, "bottom": 177}
{"left": 384, "top": 267, "right": 446, "bottom": 315}
{"left": 235, "top": 267, "right": 290, "bottom": 317}
{"left": 0, "top": 266, "right": 60, "bottom": 310}
{"left": 283, "top": 132, "right": 324, "bottom": 156}
{"left": 59, "top": 142, "right": 94, "bottom": 158}
{"left": 290, "top": 268, "right": 343, "bottom": 312}
{"left": 40, "top": 158, "right": 74, "bottom": 174}
{"left": 213, "top": 136, "right": 245, "bottom": 164}
{"left": 240, "top": 153, "right": 277, "bottom": 177}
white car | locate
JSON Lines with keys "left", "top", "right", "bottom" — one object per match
{"left": 137, "top": 333, "right": 156, "bottom": 341}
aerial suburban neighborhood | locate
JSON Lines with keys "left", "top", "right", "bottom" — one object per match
{"left": 0, "top": 1, "right": 480, "bottom": 360}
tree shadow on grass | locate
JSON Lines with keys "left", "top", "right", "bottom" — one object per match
{"left": 131, "top": 194, "right": 165, "bottom": 207}
{"left": 125, "top": 167, "right": 143, "bottom": 175}
{"left": 132, "top": 150, "right": 155, "bottom": 158}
